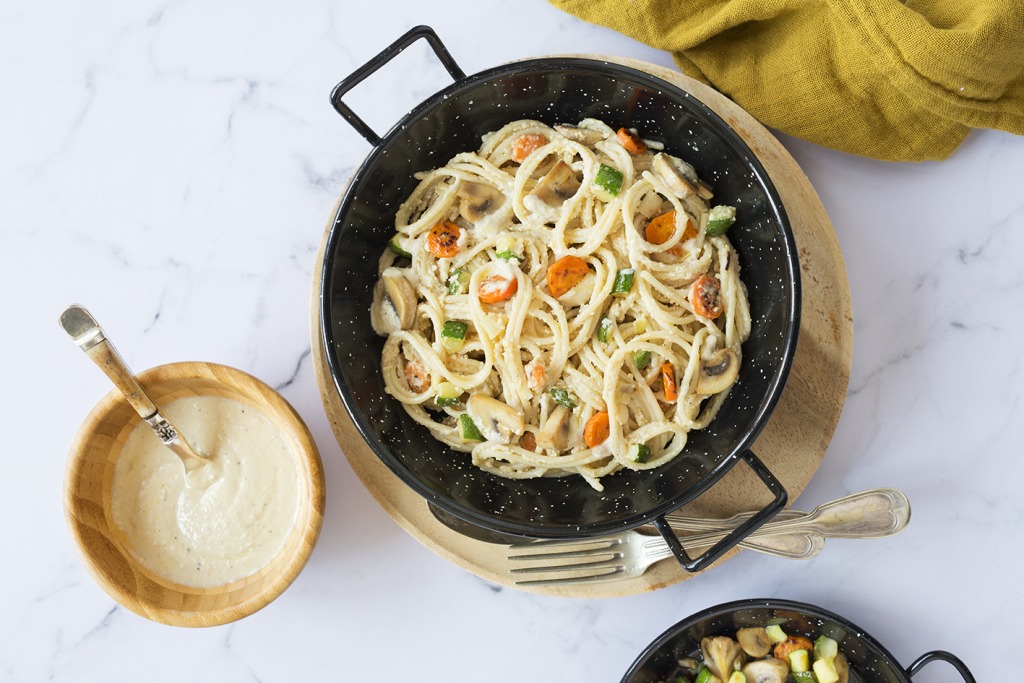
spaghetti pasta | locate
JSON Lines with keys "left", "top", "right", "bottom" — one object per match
{"left": 370, "top": 118, "right": 750, "bottom": 491}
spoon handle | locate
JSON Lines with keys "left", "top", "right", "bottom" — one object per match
{"left": 59, "top": 305, "right": 205, "bottom": 467}
{"left": 60, "top": 305, "right": 159, "bottom": 418}
{"left": 764, "top": 488, "right": 911, "bottom": 538}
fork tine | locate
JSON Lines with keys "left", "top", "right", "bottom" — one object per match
{"left": 508, "top": 537, "right": 617, "bottom": 550}
{"left": 508, "top": 544, "right": 623, "bottom": 563}
{"left": 513, "top": 566, "right": 627, "bottom": 586}
{"left": 509, "top": 555, "right": 623, "bottom": 574}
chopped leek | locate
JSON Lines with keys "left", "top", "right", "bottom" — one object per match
{"left": 694, "top": 668, "right": 720, "bottom": 683}
{"left": 592, "top": 164, "right": 624, "bottom": 202}
{"left": 814, "top": 636, "right": 838, "bottom": 661}
{"left": 812, "top": 657, "right": 839, "bottom": 683}
{"left": 440, "top": 320, "right": 469, "bottom": 352}
{"left": 789, "top": 649, "right": 811, "bottom": 673}
{"left": 435, "top": 382, "right": 461, "bottom": 407}
{"left": 550, "top": 388, "right": 577, "bottom": 409}
{"left": 629, "top": 443, "right": 650, "bottom": 463}
{"left": 765, "top": 624, "right": 788, "bottom": 643}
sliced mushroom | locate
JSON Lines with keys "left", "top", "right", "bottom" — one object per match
{"left": 696, "top": 348, "right": 739, "bottom": 395}
{"left": 701, "top": 636, "right": 745, "bottom": 681}
{"left": 696, "top": 178, "right": 715, "bottom": 200}
{"left": 741, "top": 658, "right": 790, "bottom": 683}
{"left": 834, "top": 653, "right": 849, "bottom": 683}
{"left": 466, "top": 395, "right": 525, "bottom": 444}
{"left": 370, "top": 268, "right": 417, "bottom": 335}
{"left": 554, "top": 123, "right": 604, "bottom": 145}
{"left": 536, "top": 405, "right": 571, "bottom": 451}
{"left": 533, "top": 160, "right": 581, "bottom": 207}
{"left": 457, "top": 181, "right": 505, "bottom": 223}
{"left": 736, "top": 627, "right": 773, "bottom": 658}
{"left": 652, "top": 153, "right": 699, "bottom": 199}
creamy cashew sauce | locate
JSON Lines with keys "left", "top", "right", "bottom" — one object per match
{"left": 111, "top": 396, "right": 300, "bottom": 588}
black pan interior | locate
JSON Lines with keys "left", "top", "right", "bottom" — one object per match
{"left": 621, "top": 599, "right": 908, "bottom": 683}
{"left": 321, "top": 58, "right": 799, "bottom": 537}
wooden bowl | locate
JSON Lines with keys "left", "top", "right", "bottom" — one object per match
{"left": 64, "top": 361, "right": 325, "bottom": 627}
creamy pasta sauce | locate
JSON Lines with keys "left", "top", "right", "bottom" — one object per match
{"left": 110, "top": 396, "right": 299, "bottom": 588}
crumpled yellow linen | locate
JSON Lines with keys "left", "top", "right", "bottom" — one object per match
{"left": 550, "top": 0, "right": 1024, "bottom": 161}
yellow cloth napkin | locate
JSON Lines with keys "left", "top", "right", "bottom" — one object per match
{"left": 550, "top": 0, "right": 1024, "bottom": 161}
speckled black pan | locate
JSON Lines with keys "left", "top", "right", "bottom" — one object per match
{"left": 320, "top": 26, "right": 799, "bottom": 571}
{"left": 620, "top": 598, "right": 976, "bottom": 682}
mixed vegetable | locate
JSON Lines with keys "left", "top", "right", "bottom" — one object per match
{"left": 663, "top": 624, "right": 850, "bottom": 683}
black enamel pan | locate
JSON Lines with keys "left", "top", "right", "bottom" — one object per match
{"left": 621, "top": 599, "right": 976, "bottom": 682}
{"left": 320, "top": 26, "right": 800, "bottom": 571}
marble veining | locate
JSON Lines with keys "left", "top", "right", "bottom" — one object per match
{"left": 2, "top": 0, "right": 1022, "bottom": 681}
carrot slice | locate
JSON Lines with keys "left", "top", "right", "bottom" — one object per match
{"left": 661, "top": 362, "right": 678, "bottom": 402}
{"left": 426, "top": 221, "right": 461, "bottom": 258}
{"left": 478, "top": 274, "right": 518, "bottom": 303}
{"left": 404, "top": 360, "right": 430, "bottom": 393}
{"left": 583, "top": 411, "right": 610, "bottom": 448}
{"left": 645, "top": 210, "right": 696, "bottom": 256}
{"left": 526, "top": 360, "right": 546, "bottom": 391}
{"left": 512, "top": 133, "right": 549, "bottom": 162}
{"left": 546, "top": 255, "right": 590, "bottom": 298}
{"left": 616, "top": 127, "right": 646, "bottom": 155}
{"left": 520, "top": 431, "right": 537, "bottom": 452}
{"left": 689, "top": 274, "right": 723, "bottom": 318}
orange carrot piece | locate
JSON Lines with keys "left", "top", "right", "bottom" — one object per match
{"left": 478, "top": 274, "right": 518, "bottom": 304}
{"left": 661, "top": 362, "right": 678, "bottom": 402}
{"left": 426, "top": 221, "right": 461, "bottom": 258}
{"left": 546, "top": 255, "right": 590, "bottom": 298}
{"left": 689, "top": 274, "right": 723, "bottom": 319}
{"left": 583, "top": 411, "right": 611, "bottom": 448}
{"left": 404, "top": 360, "right": 430, "bottom": 393}
{"left": 520, "top": 431, "right": 537, "bottom": 451}
{"left": 645, "top": 210, "right": 696, "bottom": 256}
{"left": 616, "top": 127, "right": 646, "bottom": 155}
{"left": 774, "top": 636, "right": 815, "bottom": 662}
{"left": 526, "top": 360, "right": 546, "bottom": 391}
{"left": 512, "top": 133, "right": 549, "bottom": 162}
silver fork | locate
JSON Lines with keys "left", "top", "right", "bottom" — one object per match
{"left": 508, "top": 488, "right": 910, "bottom": 586}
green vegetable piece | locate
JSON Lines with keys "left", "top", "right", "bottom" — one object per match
{"left": 611, "top": 269, "right": 634, "bottom": 296}
{"left": 550, "top": 388, "right": 577, "bottom": 409}
{"left": 727, "top": 673, "right": 746, "bottom": 683}
{"left": 495, "top": 250, "right": 522, "bottom": 261}
{"left": 446, "top": 269, "right": 469, "bottom": 295}
{"left": 629, "top": 443, "right": 650, "bottom": 463}
{"left": 705, "top": 205, "right": 736, "bottom": 236}
{"left": 765, "top": 624, "right": 788, "bottom": 643}
{"left": 673, "top": 677, "right": 691, "bottom": 683}
{"left": 812, "top": 658, "right": 839, "bottom": 683}
{"left": 435, "top": 382, "right": 461, "bottom": 407}
{"left": 459, "top": 414, "right": 485, "bottom": 441}
{"left": 441, "top": 320, "right": 468, "bottom": 339}
{"left": 387, "top": 236, "right": 412, "bottom": 258}
{"left": 592, "top": 164, "right": 624, "bottom": 201}
{"left": 814, "top": 636, "right": 838, "bottom": 662}
{"left": 792, "top": 672, "right": 817, "bottom": 683}
{"left": 789, "top": 649, "right": 811, "bottom": 673}
{"left": 634, "top": 350, "right": 652, "bottom": 371}
{"left": 597, "top": 317, "right": 613, "bottom": 343}
{"left": 694, "top": 667, "right": 721, "bottom": 683}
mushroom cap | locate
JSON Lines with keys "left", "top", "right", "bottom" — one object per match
{"left": 652, "top": 153, "right": 699, "bottom": 199}
{"left": 466, "top": 395, "right": 525, "bottom": 443}
{"left": 371, "top": 268, "right": 417, "bottom": 335}
{"left": 696, "top": 348, "right": 740, "bottom": 395}
{"left": 741, "top": 658, "right": 790, "bottom": 683}
{"left": 701, "top": 636, "right": 745, "bottom": 681}
{"left": 457, "top": 181, "right": 505, "bottom": 223}
{"left": 736, "top": 627, "right": 773, "bottom": 658}
{"left": 536, "top": 404, "right": 571, "bottom": 451}
{"left": 533, "top": 160, "right": 580, "bottom": 207}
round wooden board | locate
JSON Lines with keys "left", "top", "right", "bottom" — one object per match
{"left": 310, "top": 56, "right": 852, "bottom": 598}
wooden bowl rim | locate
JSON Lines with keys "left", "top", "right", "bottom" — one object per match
{"left": 64, "top": 360, "right": 326, "bottom": 627}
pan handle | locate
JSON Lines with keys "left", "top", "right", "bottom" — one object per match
{"left": 651, "top": 449, "right": 787, "bottom": 572}
{"left": 330, "top": 25, "right": 467, "bottom": 146}
{"left": 907, "top": 651, "right": 976, "bottom": 682}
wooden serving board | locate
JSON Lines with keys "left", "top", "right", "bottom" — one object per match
{"left": 310, "top": 56, "right": 852, "bottom": 598}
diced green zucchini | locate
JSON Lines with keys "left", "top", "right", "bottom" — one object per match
{"left": 611, "top": 269, "right": 634, "bottom": 296}
{"left": 812, "top": 658, "right": 839, "bottom": 683}
{"left": 789, "top": 649, "right": 811, "bottom": 673}
{"left": 446, "top": 269, "right": 469, "bottom": 295}
{"left": 792, "top": 672, "right": 817, "bottom": 683}
{"left": 727, "top": 672, "right": 746, "bottom": 683}
{"left": 592, "top": 164, "right": 624, "bottom": 202}
{"left": 705, "top": 205, "right": 736, "bottom": 236}
{"left": 694, "top": 667, "right": 720, "bottom": 683}
{"left": 550, "top": 388, "right": 577, "bottom": 409}
{"left": 633, "top": 315, "right": 647, "bottom": 334}
{"left": 387, "top": 235, "right": 412, "bottom": 258}
{"left": 765, "top": 624, "right": 788, "bottom": 643}
{"left": 435, "top": 382, "right": 461, "bottom": 407}
{"left": 634, "top": 350, "right": 652, "bottom": 370}
{"left": 629, "top": 443, "right": 650, "bottom": 463}
{"left": 440, "top": 320, "right": 469, "bottom": 352}
{"left": 814, "top": 636, "right": 838, "bottom": 661}
{"left": 597, "top": 317, "right": 613, "bottom": 343}
{"left": 459, "top": 414, "right": 485, "bottom": 441}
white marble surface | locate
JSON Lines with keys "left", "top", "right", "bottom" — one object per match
{"left": 2, "top": 1, "right": 1021, "bottom": 681}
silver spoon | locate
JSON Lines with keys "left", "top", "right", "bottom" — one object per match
{"left": 59, "top": 304, "right": 206, "bottom": 470}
